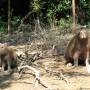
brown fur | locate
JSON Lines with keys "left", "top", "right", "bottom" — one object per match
{"left": 0, "top": 43, "right": 17, "bottom": 71}
{"left": 64, "top": 30, "right": 90, "bottom": 66}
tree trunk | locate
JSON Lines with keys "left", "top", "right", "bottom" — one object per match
{"left": 8, "top": 0, "right": 11, "bottom": 34}
{"left": 72, "top": 0, "right": 76, "bottom": 32}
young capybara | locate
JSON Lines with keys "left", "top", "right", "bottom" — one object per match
{"left": 0, "top": 43, "right": 18, "bottom": 73}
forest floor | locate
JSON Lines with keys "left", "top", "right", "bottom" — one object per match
{"left": 0, "top": 28, "right": 90, "bottom": 90}
{"left": 0, "top": 56, "right": 90, "bottom": 90}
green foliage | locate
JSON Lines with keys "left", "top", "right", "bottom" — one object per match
{"left": 47, "top": 0, "right": 71, "bottom": 18}
{"left": 57, "top": 0, "right": 71, "bottom": 11}
{"left": 31, "top": 0, "right": 90, "bottom": 29}
{"left": 80, "top": 0, "right": 88, "bottom": 7}
{"left": 80, "top": 0, "right": 90, "bottom": 22}
{"left": 11, "top": 16, "right": 21, "bottom": 31}
{"left": 57, "top": 16, "right": 72, "bottom": 29}
{"left": 0, "top": 16, "right": 6, "bottom": 32}
{"left": 0, "top": 16, "right": 21, "bottom": 32}
{"left": 32, "top": 0, "right": 41, "bottom": 13}
{"left": 1, "top": 0, "right": 90, "bottom": 33}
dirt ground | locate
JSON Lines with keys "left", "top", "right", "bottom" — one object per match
{"left": 0, "top": 56, "right": 90, "bottom": 90}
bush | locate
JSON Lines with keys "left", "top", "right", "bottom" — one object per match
{"left": 11, "top": 16, "right": 21, "bottom": 31}
{"left": 0, "top": 16, "right": 7, "bottom": 32}
{"left": 57, "top": 16, "right": 72, "bottom": 29}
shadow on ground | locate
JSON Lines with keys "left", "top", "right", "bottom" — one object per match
{"left": 0, "top": 73, "right": 13, "bottom": 89}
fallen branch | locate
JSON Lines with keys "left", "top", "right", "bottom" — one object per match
{"left": 59, "top": 71, "right": 70, "bottom": 85}
{"left": 18, "top": 65, "right": 49, "bottom": 88}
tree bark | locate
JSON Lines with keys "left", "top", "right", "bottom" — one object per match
{"left": 72, "top": 0, "right": 76, "bottom": 32}
{"left": 8, "top": 0, "right": 11, "bottom": 34}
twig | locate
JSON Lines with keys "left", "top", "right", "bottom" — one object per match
{"left": 60, "top": 71, "right": 70, "bottom": 85}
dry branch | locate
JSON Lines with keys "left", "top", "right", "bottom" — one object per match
{"left": 60, "top": 71, "right": 70, "bottom": 85}
{"left": 18, "top": 65, "right": 49, "bottom": 88}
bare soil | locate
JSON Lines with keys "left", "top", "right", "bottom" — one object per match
{"left": 0, "top": 56, "right": 90, "bottom": 90}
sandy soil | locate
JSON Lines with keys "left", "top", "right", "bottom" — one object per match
{"left": 0, "top": 57, "right": 90, "bottom": 90}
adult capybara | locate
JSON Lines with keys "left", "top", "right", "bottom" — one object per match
{"left": 64, "top": 30, "right": 90, "bottom": 68}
